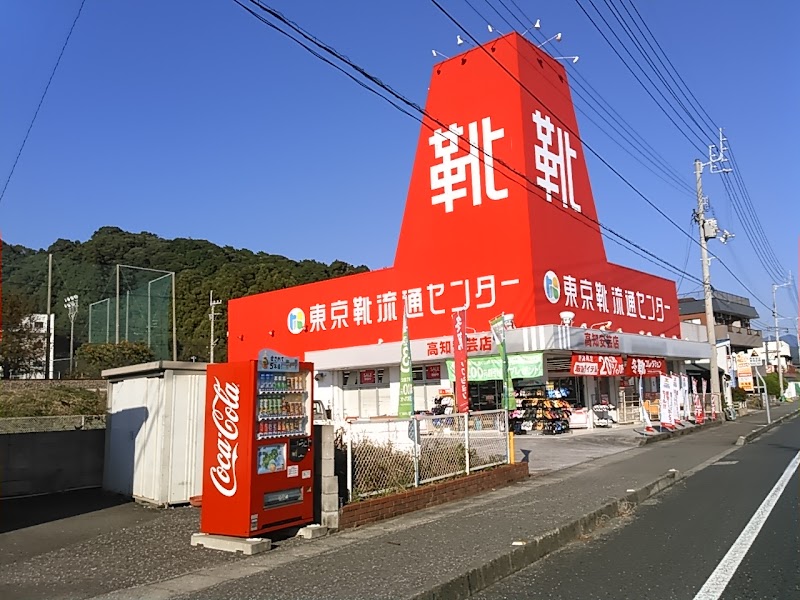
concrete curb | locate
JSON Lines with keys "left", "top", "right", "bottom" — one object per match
{"left": 735, "top": 407, "right": 800, "bottom": 446}
{"left": 637, "top": 419, "right": 722, "bottom": 446}
{"left": 407, "top": 470, "right": 680, "bottom": 600}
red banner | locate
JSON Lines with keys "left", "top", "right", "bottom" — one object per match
{"left": 359, "top": 369, "right": 376, "bottom": 385}
{"left": 453, "top": 310, "right": 469, "bottom": 413}
{"left": 624, "top": 357, "right": 667, "bottom": 377}
{"left": 570, "top": 354, "right": 625, "bottom": 376}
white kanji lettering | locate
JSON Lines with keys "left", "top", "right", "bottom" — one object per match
{"left": 580, "top": 279, "right": 594, "bottom": 311}
{"left": 402, "top": 288, "right": 424, "bottom": 318}
{"left": 481, "top": 117, "right": 508, "bottom": 201}
{"left": 429, "top": 124, "right": 473, "bottom": 214}
{"left": 563, "top": 275, "right": 578, "bottom": 308}
{"left": 500, "top": 278, "right": 519, "bottom": 286}
{"left": 353, "top": 296, "right": 372, "bottom": 326}
{"left": 309, "top": 303, "right": 326, "bottom": 332}
{"left": 476, "top": 275, "right": 496, "bottom": 309}
{"left": 429, "top": 117, "right": 507, "bottom": 213}
{"left": 330, "top": 300, "right": 349, "bottom": 329}
{"left": 532, "top": 109, "right": 581, "bottom": 213}
{"left": 427, "top": 283, "right": 446, "bottom": 315}
{"left": 624, "top": 290, "right": 637, "bottom": 317}
{"left": 377, "top": 292, "right": 398, "bottom": 323}
{"left": 611, "top": 287, "right": 624, "bottom": 316}
{"left": 450, "top": 279, "right": 470, "bottom": 312}
{"left": 595, "top": 282, "right": 609, "bottom": 313}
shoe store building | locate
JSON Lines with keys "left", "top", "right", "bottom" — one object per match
{"left": 226, "top": 32, "right": 711, "bottom": 428}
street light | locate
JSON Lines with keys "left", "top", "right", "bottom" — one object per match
{"left": 64, "top": 295, "right": 79, "bottom": 374}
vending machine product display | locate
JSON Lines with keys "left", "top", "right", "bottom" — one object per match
{"left": 200, "top": 349, "right": 314, "bottom": 537}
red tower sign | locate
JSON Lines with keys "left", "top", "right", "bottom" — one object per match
{"left": 228, "top": 33, "right": 680, "bottom": 361}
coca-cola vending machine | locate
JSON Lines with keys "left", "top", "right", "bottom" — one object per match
{"left": 200, "top": 349, "right": 315, "bottom": 537}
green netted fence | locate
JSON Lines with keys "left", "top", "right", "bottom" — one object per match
{"left": 88, "top": 267, "right": 173, "bottom": 360}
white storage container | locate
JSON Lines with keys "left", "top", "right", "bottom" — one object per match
{"left": 102, "top": 361, "right": 207, "bottom": 506}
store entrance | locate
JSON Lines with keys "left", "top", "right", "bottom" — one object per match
{"left": 468, "top": 381, "right": 501, "bottom": 411}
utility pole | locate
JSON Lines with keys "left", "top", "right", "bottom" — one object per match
{"left": 761, "top": 339, "right": 772, "bottom": 424}
{"left": 115, "top": 264, "right": 120, "bottom": 345}
{"left": 693, "top": 129, "right": 732, "bottom": 408}
{"left": 45, "top": 253, "right": 52, "bottom": 379}
{"left": 209, "top": 290, "right": 222, "bottom": 363}
{"left": 772, "top": 279, "right": 792, "bottom": 402}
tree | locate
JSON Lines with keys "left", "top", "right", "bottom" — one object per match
{"left": 1, "top": 227, "right": 369, "bottom": 364}
{"left": 74, "top": 341, "right": 156, "bottom": 378}
{"left": 763, "top": 372, "right": 788, "bottom": 398}
{"left": 0, "top": 292, "right": 46, "bottom": 379}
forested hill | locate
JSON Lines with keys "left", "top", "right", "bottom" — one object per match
{"left": 1, "top": 226, "right": 368, "bottom": 362}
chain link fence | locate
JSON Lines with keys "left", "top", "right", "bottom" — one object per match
{"left": 342, "top": 410, "right": 509, "bottom": 500}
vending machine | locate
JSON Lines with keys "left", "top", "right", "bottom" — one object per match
{"left": 200, "top": 349, "right": 315, "bottom": 538}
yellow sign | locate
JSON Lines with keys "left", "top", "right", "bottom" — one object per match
{"left": 735, "top": 353, "right": 754, "bottom": 392}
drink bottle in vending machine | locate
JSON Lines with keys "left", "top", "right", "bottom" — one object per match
{"left": 200, "top": 349, "right": 315, "bottom": 537}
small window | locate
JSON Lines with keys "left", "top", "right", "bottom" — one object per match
{"left": 412, "top": 366, "right": 424, "bottom": 382}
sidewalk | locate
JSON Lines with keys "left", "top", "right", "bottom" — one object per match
{"left": 109, "top": 405, "right": 800, "bottom": 600}
{"left": 1, "top": 404, "right": 796, "bottom": 600}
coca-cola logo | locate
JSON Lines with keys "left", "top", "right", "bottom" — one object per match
{"left": 209, "top": 377, "right": 240, "bottom": 497}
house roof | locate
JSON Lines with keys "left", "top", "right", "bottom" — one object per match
{"left": 678, "top": 295, "right": 759, "bottom": 320}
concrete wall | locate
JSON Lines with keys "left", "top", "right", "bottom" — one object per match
{"left": 0, "top": 429, "right": 105, "bottom": 498}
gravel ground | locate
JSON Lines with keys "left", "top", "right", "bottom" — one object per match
{"left": 0, "top": 503, "right": 242, "bottom": 600}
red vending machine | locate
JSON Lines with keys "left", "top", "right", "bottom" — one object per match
{"left": 200, "top": 349, "right": 315, "bottom": 537}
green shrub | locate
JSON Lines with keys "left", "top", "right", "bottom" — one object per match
{"left": 74, "top": 342, "right": 155, "bottom": 378}
{"left": 731, "top": 387, "right": 748, "bottom": 404}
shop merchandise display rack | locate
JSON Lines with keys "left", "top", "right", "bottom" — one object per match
{"left": 509, "top": 389, "right": 572, "bottom": 435}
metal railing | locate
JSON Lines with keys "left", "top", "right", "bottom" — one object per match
{"left": 342, "top": 410, "right": 509, "bottom": 500}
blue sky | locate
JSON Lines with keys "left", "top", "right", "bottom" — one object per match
{"left": 1, "top": 1, "right": 798, "bottom": 327}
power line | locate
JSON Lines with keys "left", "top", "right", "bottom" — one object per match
{"left": 234, "top": 0, "right": 703, "bottom": 288}
{"left": 600, "top": 0, "right": 713, "bottom": 139}
{"left": 719, "top": 173, "right": 784, "bottom": 282}
{"left": 582, "top": 1, "right": 790, "bottom": 289}
{"left": 465, "top": 0, "right": 696, "bottom": 197}
{"left": 623, "top": 0, "right": 719, "bottom": 135}
{"left": 573, "top": 0, "right": 709, "bottom": 151}
{"left": 504, "top": 0, "right": 691, "bottom": 186}
{"left": 0, "top": 0, "right": 88, "bottom": 206}
{"left": 725, "top": 143, "right": 789, "bottom": 278}
{"left": 237, "top": 0, "right": 775, "bottom": 313}
{"left": 430, "top": 0, "right": 781, "bottom": 313}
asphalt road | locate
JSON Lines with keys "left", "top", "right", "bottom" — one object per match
{"left": 476, "top": 415, "right": 800, "bottom": 600}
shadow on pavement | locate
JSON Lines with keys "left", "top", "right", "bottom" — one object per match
{"left": 0, "top": 487, "right": 131, "bottom": 534}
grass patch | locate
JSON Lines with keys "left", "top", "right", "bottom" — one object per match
{"left": 0, "top": 386, "right": 106, "bottom": 417}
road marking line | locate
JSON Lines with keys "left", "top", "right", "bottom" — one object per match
{"left": 693, "top": 450, "right": 800, "bottom": 600}
{"left": 711, "top": 460, "right": 739, "bottom": 466}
